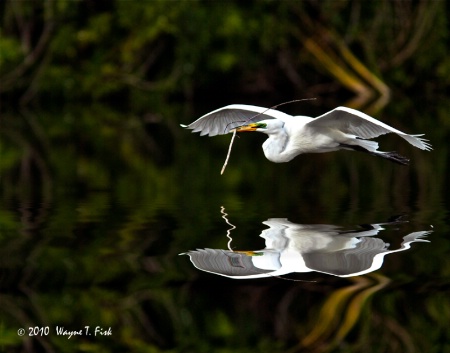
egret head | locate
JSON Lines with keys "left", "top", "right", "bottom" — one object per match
{"left": 234, "top": 119, "right": 284, "bottom": 135}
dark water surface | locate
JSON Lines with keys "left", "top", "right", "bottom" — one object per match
{"left": 1, "top": 100, "right": 449, "bottom": 352}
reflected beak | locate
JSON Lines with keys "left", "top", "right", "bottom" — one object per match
{"left": 233, "top": 123, "right": 259, "bottom": 132}
{"left": 234, "top": 250, "right": 263, "bottom": 256}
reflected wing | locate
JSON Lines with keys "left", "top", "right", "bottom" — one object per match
{"left": 181, "top": 104, "right": 289, "bottom": 136}
{"left": 306, "top": 107, "right": 432, "bottom": 150}
{"left": 302, "top": 237, "right": 388, "bottom": 276}
{"left": 181, "top": 249, "right": 273, "bottom": 277}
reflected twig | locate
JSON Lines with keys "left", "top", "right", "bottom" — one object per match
{"left": 220, "top": 206, "right": 236, "bottom": 251}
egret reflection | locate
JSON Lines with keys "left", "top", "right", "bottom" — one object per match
{"left": 181, "top": 217, "right": 431, "bottom": 279}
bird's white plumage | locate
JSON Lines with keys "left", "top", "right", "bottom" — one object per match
{"left": 181, "top": 104, "right": 432, "bottom": 164}
{"left": 308, "top": 107, "right": 432, "bottom": 151}
{"left": 181, "top": 104, "right": 291, "bottom": 136}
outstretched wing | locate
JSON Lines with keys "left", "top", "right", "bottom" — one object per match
{"left": 306, "top": 106, "right": 432, "bottom": 150}
{"left": 181, "top": 104, "right": 290, "bottom": 136}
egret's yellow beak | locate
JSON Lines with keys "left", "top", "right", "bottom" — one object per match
{"left": 234, "top": 123, "right": 259, "bottom": 132}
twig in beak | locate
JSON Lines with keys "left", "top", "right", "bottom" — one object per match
{"left": 221, "top": 129, "right": 237, "bottom": 175}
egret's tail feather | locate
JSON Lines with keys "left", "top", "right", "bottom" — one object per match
{"left": 354, "top": 139, "right": 379, "bottom": 152}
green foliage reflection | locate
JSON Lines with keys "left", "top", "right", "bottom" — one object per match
{"left": 0, "top": 1, "right": 449, "bottom": 352}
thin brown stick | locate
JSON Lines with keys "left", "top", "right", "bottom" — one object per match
{"left": 220, "top": 129, "right": 237, "bottom": 175}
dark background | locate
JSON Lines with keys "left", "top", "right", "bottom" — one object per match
{"left": 1, "top": 1, "right": 449, "bottom": 352}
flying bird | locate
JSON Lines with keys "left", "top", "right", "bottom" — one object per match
{"left": 181, "top": 104, "right": 432, "bottom": 165}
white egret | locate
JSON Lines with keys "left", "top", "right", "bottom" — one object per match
{"left": 181, "top": 218, "right": 431, "bottom": 279}
{"left": 181, "top": 104, "right": 432, "bottom": 165}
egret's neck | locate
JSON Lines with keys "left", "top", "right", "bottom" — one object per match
{"left": 262, "top": 130, "right": 290, "bottom": 163}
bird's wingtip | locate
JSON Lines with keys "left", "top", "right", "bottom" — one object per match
{"left": 180, "top": 124, "right": 188, "bottom": 128}
{"left": 403, "top": 134, "right": 433, "bottom": 151}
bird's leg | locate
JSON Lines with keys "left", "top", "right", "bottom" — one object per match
{"left": 374, "top": 151, "right": 410, "bottom": 165}
{"left": 340, "top": 143, "right": 410, "bottom": 166}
